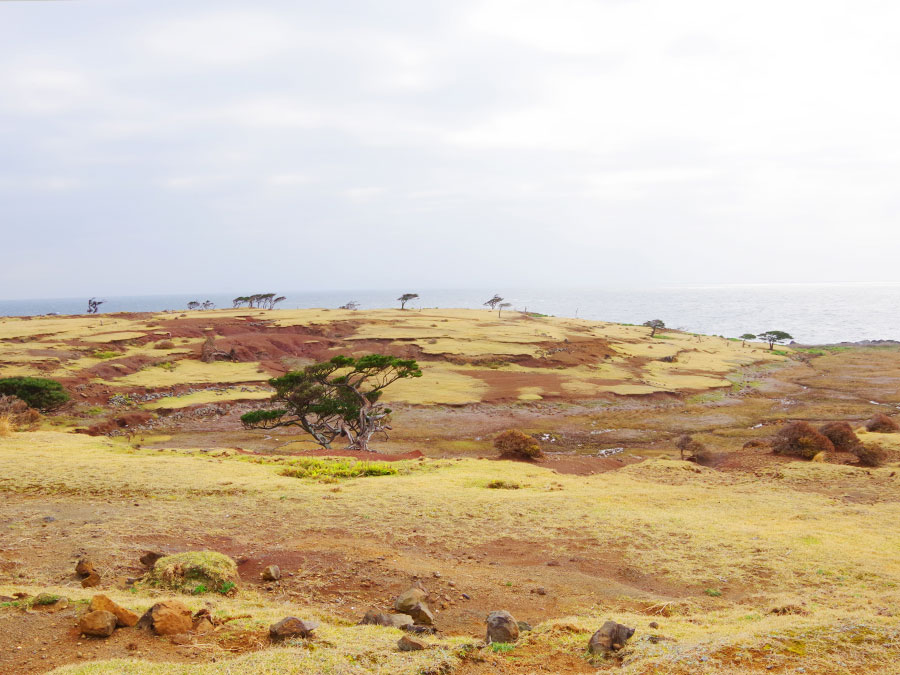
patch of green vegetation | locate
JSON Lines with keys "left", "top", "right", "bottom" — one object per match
{"left": 92, "top": 350, "right": 119, "bottom": 359}
{"left": 800, "top": 535, "right": 822, "bottom": 546}
{"left": 151, "top": 361, "right": 177, "bottom": 371}
{"left": 705, "top": 588, "right": 722, "bottom": 597}
{"left": 279, "top": 457, "right": 400, "bottom": 481}
{"left": 491, "top": 642, "right": 516, "bottom": 653}
{"left": 32, "top": 593, "right": 61, "bottom": 606}
{"left": 772, "top": 349, "right": 790, "bottom": 356}
{"left": 219, "top": 581, "right": 236, "bottom": 595}
{"left": 83, "top": 406, "right": 106, "bottom": 417}
{"left": 486, "top": 480, "right": 521, "bottom": 489}
{"left": 686, "top": 391, "right": 726, "bottom": 404}
{"left": 192, "top": 584, "right": 208, "bottom": 595}
{"left": 148, "top": 551, "right": 238, "bottom": 595}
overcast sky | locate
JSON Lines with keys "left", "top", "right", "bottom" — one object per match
{"left": 2, "top": 0, "right": 899, "bottom": 299}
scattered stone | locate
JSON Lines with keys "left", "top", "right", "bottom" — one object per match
{"left": 360, "top": 610, "right": 414, "bottom": 629}
{"left": 588, "top": 620, "right": 635, "bottom": 654}
{"left": 79, "top": 610, "right": 117, "bottom": 638}
{"left": 398, "top": 635, "right": 427, "bottom": 651}
{"left": 75, "top": 559, "right": 95, "bottom": 577}
{"left": 192, "top": 608, "right": 218, "bottom": 634}
{"left": 532, "top": 587, "right": 547, "bottom": 596}
{"left": 394, "top": 587, "right": 427, "bottom": 613}
{"left": 90, "top": 594, "right": 139, "bottom": 627}
{"left": 270, "top": 617, "right": 319, "bottom": 640}
{"left": 517, "top": 621, "right": 533, "bottom": 632}
{"left": 81, "top": 572, "right": 101, "bottom": 588}
{"left": 262, "top": 565, "right": 281, "bottom": 581}
{"left": 137, "top": 600, "right": 193, "bottom": 636}
{"left": 407, "top": 602, "right": 435, "bottom": 626}
{"left": 486, "top": 611, "right": 519, "bottom": 643}
{"left": 649, "top": 621, "right": 659, "bottom": 629}
{"left": 139, "top": 551, "right": 164, "bottom": 568}
{"left": 546, "top": 560, "right": 560, "bottom": 567}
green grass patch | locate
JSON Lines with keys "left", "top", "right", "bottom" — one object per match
{"left": 148, "top": 551, "right": 239, "bottom": 595}
{"left": 279, "top": 457, "right": 400, "bottom": 481}
{"left": 491, "top": 642, "right": 516, "bottom": 653}
{"left": 705, "top": 588, "right": 723, "bottom": 597}
{"left": 92, "top": 350, "right": 119, "bottom": 360}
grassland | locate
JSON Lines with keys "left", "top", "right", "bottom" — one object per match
{"left": 1, "top": 310, "right": 898, "bottom": 673}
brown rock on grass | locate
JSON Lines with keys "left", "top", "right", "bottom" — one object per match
{"left": 394, "top": 587, "right": 427, "bottom": 613}
{"left": 360, "top": 609, "right": 414, "bottom": 629}
{"left": 89, "top": 594, "right": 139, "bottom": 627}
{"left": 262, "top": 565, "right": 281, "bottom": 581}
{"left": 75, "top": 559, "right": 95, "bottom": 577}
{"left": 269, "top": 617, "right": 319, "bottom": 640}
{"left": 81, "top": 572, "right": 101, "bottom": 588}
{"left": 397, "top": 634, "right": 427, "bottom": 651}
{"left": 485, "top": 610, "right": 519, "bottom": 643}
{"left": 139, "top": 551, "right": 164, "bottom": 568}
{"left": 79, "top": 610, "right": 117, "bottom": 638}
{"left": 588, "top": 620, "right": 635, "bottom": 653}
{"left": 407, "top": 602, "right": 435, "bottom": 626}
{"left": 137, "top": 600, "right": 193, "bottom": 636}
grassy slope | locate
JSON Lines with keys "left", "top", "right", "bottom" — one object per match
{"left": 1, "top": 431, "right": 898, "bottom": 673}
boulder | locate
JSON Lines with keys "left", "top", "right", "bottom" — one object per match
{"left": 262, "top": 565, "right": 281, "bottom": 581}
{"left": 81, "top": 572, "right": 101, "bottom": 588}
{"left": 269, "top": 617, "right": 319, "bottom": 640}
{"left": 407, "top": 602, "right": 435, "bottom": 626}
{"left": 588, "top": 620, "right": 635, "bottom": 654}
{"left": 397, "top": 634, "right": 427, "bottom": 651}
{"left": 485, "top": 610, "right": 519, "bottom": 643}
{"left": 30, "top": 594, "right": 68, "bottom": 612}
{"left": 360, "top": 609, "right": 414, "bottom": 629}
{"left": 79, "top": 610, "right": 117, "bottom": 638}
{"left": 394, "top": 587, "right": 427, "bottom": 613}
{"left": 75, "top": 559, "right": 95, "bottom": 577}
{"left": 137, "top": 600, "right": 193, "bottom": 636}
{"left": 90, "top": 594, "right": 139, "bottom": 627}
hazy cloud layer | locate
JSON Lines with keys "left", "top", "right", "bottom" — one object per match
{"left": 2, "top": 0, "right": 899, "bottom": 298}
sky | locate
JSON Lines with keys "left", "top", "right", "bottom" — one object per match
{"left": 2, "top": 0, "right": 900, "bottom": 299}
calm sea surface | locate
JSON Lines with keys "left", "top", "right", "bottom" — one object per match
{"left": 1, "top": 284, "right": 898, "bottom": 345}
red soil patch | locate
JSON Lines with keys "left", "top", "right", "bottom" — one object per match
{"left": 493, "top": 451, "right": 640, "bottom": 475}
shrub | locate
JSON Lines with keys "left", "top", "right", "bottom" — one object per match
{"left": 675, "top": 434, "right": 708, "bottom": 462}
{"left": 92, "top": 350, "right": 119, "bottom": 359}
{"left": 0, "top": 377, "right": 69, "bottom": 411}
{"left": 149, "top": 551, "right": 238, "bottom": 594}
{"left": 855, "top": 443, "right": 887, "bottom": 467}
{"left": 818, "top": 422, "right": 861, "bottom": 452}
{"left": 278, "top": 457, "right": 399, "bottom": 480}
{"left": 772, "top": 422, "right": 835, "bottom": 459}
{"left": 486, "top": 480, "right": 521, "bottom": 489}
{"left": 493, "top": 429, "right": 543, "bottom": 459}
{"left": 154, "top": 340, "right": 175, "bottom": 350}
{"left": 0, "top": 395, "right": 41, "bottom": 433}
{"left": 865, "top": 413, "right": 899, "bottom": 433}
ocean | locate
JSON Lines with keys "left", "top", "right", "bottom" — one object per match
{"left": 1, "top": 283, "right": 898, "bottom": 345}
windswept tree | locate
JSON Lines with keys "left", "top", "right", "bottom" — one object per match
{"left": 273, "top": 295, "right": 286, "bottom": 308}
{"left": 397, "top": 293, "right": 418, "bottom": 310}
{"left": 240, "top": 355, "right": 422, "bottom": 451}
{"left": 86, "top": 298, "right": 105, "bottom": 314}
{"left": 643, "top": 319, "right": 665, "bottom": 337}
{"left": 497, "top": 302, "right": 512, "bottom": 317}
{"left": 232, "top": 296, "right": 250, "bottom": 308}
{"left": 740, "top": 333, "right": 756, "bottom": 346}
{"left": 757, "top": 330, "right": 793, "bottom": 350}
{"left": 187, "top": 301, "right": 201, "bottom": 310}
{"left": 201, "top": 300, "right": 215, "bottom": 310}
{"left": 484, "top": 294, "right": 503, "bottom": 310}
{"left": 340, "top": 301, "right": 360, "bottom": 310}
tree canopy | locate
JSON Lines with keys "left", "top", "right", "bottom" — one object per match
{"left": 484, "top": 294, "right": 503, "bottom": 310}
{"left": 397, "top": 293, "right": 418, "bottom": 310}
{"left": 757, "top": 330, "right": 793, "bottom": 350}
{"left": 643, "top": 319, "right": 665, "bottom": 337}
{"left": 240, "top": 354, "right": 422, "bottom": 451}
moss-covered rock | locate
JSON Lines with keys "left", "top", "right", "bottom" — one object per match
{"left": 148, "top": 551, "right": 238, "bottom": 594}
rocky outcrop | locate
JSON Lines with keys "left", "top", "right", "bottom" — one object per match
{"left": 137, "top": 600, "right": 193, "bottom": 636}
{"left": 588, "top": 620, "right": 635, "bottom": 653}
{"left": 269, "top": 617, "right": 319, "bottom": 640}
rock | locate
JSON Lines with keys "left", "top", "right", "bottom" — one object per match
{"left": 397, "top": 634, "right": 427, "bottom": 651}
{"left": 485, "top": 610, "right": 519, "bottom": 643}
{"left": 269, "top": 617, "right": 319, "bottom": 640}
{"left": 532, "top": 587, "right": 547, "bottom": 596}
{"left": 75, "top": 559, "right": 95, "bottom": 577}
{"left": 170, "top": 633, "right": 191, "bottom": 645}
{"left": 89, "top": 594, "right": 139, "bottom": 627}
{"left": 394, "top": 587, "right": 427, "bottom": 613}
{"left": 517, "top": 621, "right": 533, "bottom": 632}
{"left": 79, "top": 610, "right": 117, "bottom": 638}
{"left": 30, "top": 594, "right": 68, "bottom": 612}
{"left": 360, "top": 609, "right": 414, "bottom": 628}
{"left": 139, "top": 551, "right": 164, "bottom": 568}
{"left": 193, "top": 617, "right": 215, "bottom": 634}
{"left": 588, "top": 620, "right": 635, "bottom": 654}
{"left": 407, "top": 602, "right": 435, "bottom": 626}
{"left": 649, "top": 621, "right": 659, "bottom": 629}
{"left": 262, "top": 565, "right": 281, "bottom": 581}
{"left": 80, "top": 572, "right": 101, "bottom": 588}
{"left": 137, "top": 600, "right": 193, "bottom": 636}
{"left": 403, "top": 624, "right": 437, "bottom": 635}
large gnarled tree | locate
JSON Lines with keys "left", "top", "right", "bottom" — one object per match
{"left": 240, "top": 355, "right": 422, "bottom": 451}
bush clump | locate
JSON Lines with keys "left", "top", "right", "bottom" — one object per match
{"left": 149, "top": 551, "right": 239, "bottom": 594}
{"left": 486, "top": 480, "right": 521, "bottom": 489}
{"left": 772, "top": 422, "right": 835, "bottom": 459}
{"left": 675, "top": 434, "right": 709, "bottom": 462}
{"left": 855, "top": 443, "right": 887, "bottom": 467}
{"left": 493, "top": 429, "right": 543, "bottom": 459}
{"left": 0, "top": 395, "right": 41, "bottom": 435}
{"left": 818, "top": 422, "right": 861, "bottom": 452}
{"left": 154, "top": 340, "right": 175, "bottom": 350}
{"left": 278, "top": 457, "right": 399, "bottom": 481}
{"left": 0, "top": 377, "right": 69, "bottom": 411}
{"left": 865, "top": 413, "right": 899, "bottom": 433}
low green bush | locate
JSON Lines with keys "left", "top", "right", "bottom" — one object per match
{"left": 0, "top": 377, "right": 69, "bottom": 411}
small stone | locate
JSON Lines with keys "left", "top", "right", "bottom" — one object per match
{"left": 138, "top": 600, "right": 193, "bottom": 636}
{"left": 532, "top": 587, "right": 547, "bottom": 596}
{"left": 394, "top": 587, "right": 427, "bottom": 613}
{"left": 398, "top": 635, "right": 427, "bottom": 651}
{"left": 262, "top": 565, "right": 281, "bottom": 581}
{"left": 75, "top": 559, "right": 95, "bottom": 577}
{"left": 81, "top": 572, "right": 101, "bottom": 588}
{"left": 90, "top": 594, "right": 139, "bottom": 627}
{"left": 270, "top": 617, "right": 319, "bottom": 640}
{"left": 79, "top": 610, "right": 117, "bottom": 638}
{"left": 649, "top": 621, "right": 659, "bottom": 629}
{"left": 517, "top": 621, "right": 533, "bottom": 632}
{"left": 360, "top": 610, "right": 414, "bottom": 629}
{"left": 486, "top": 610, "right": 519, "bottom": 643}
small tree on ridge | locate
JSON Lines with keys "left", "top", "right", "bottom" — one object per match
{"left": 758, "top": 330, "right": 793, "bottom": 350}
{"left": 398, "top": 293, "right": 418, "bottom": 310}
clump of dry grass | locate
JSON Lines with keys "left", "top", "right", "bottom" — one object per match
{"left": 854, "top": 443, "right": 887, "bottom": 467}
{"left": 818, "top": 421, "right": 861, "bottom": 452}
{"left": 493, "top": 429, "right": 543, "bottom": 459}
{"left": 0, "top": 395, "right": 40, "bottom": 434}
{"left": 772, "top": 422, "right": 835, "bottom": 459}
{"left": 865, "top": 413, "right": 899, "bottom": 433}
